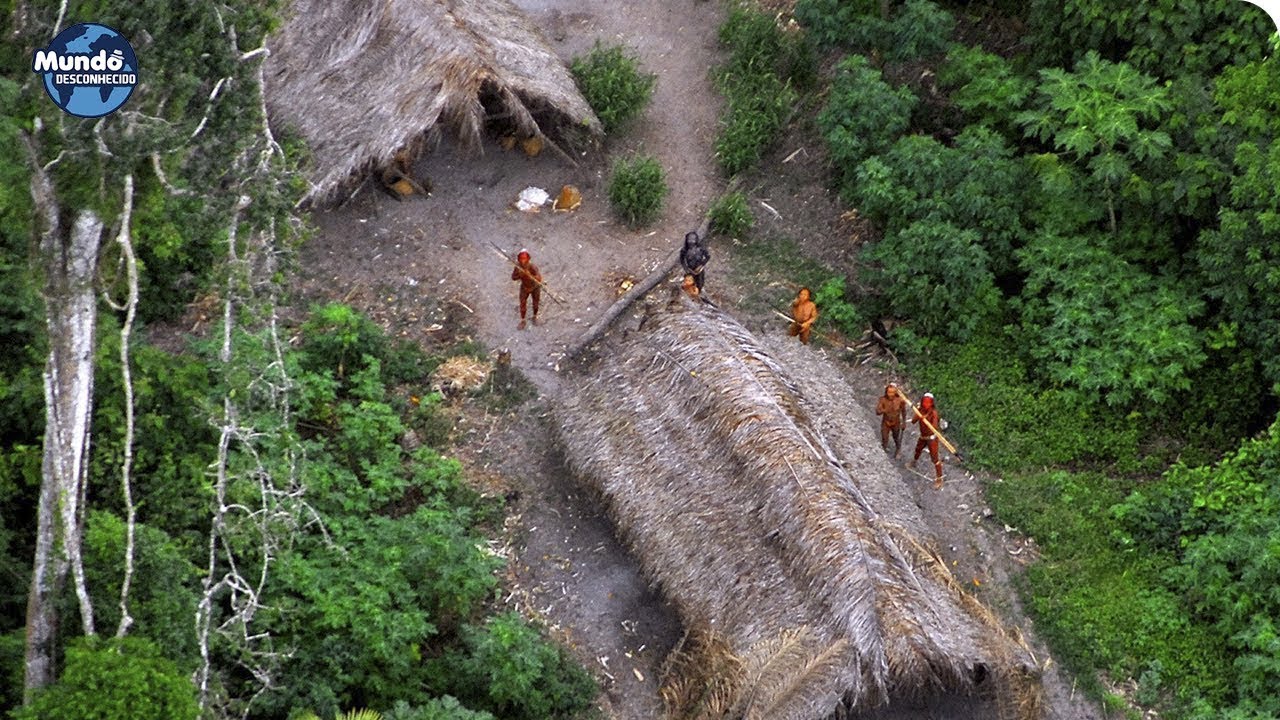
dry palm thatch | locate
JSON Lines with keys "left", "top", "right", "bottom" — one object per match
{"left": 556, "top": 293, "right": 1041, "bottom": 720}
{"left": 265, "top": 0, "right": 602, "bottom": 203}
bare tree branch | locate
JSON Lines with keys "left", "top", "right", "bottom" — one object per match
{"left": 113, "top": 174, "right": 138, "bottom": 639}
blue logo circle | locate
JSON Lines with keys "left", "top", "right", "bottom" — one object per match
{"left": 33, "top": 23, "right": 138, "bottom": 118}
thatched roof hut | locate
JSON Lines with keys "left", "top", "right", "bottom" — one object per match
{"left": 265, "top": 0, "right": 602, "bottom": 202}
{"left": 557, "top": 293, "right": 1040, "bottom": 720}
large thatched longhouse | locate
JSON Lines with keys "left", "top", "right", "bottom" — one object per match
{"left": 265, "top": 0, "right": 602, "bottom": 203}
{"left": 557, "top": 293, "right": 1041, "bottom": 720}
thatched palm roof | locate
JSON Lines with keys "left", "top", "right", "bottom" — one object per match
{"left": 265, "top": 0, "right": 602, "bottom": 202}
{"left": 557, "top": 293, "right": 1041, "bottom": 720}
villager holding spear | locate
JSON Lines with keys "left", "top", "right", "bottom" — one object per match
{"left": 787, "top": 287, "right": 819, "bottom": 344}
{"left": 907, "top": 392, "right": 946, "bottom": 489}
{"left": 510, "top": 248, "right": 543, "bottom": 329}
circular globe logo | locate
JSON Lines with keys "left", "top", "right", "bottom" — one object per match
{"left": 32, "top": 23, "right": 138, "bottom": 118}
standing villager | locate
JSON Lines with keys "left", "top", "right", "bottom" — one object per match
{"left": 876, "top": 382, "right": 908, "bottom": 458}
{"left": 788, "top": 287, "right": 818, "bottom": 344}
{"left": 908, "top": 392, "right": 945, "bottom": 489}
{"left": 511, "top": 249, "right": 542, "bottom": 329}
{"left": 680, "top": 230, "right": 710, "bottom": 292}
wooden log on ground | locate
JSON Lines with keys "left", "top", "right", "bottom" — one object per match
{"left": 563, "top": 216, "right": 711, "bottom": 360}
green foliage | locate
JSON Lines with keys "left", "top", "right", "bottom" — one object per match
{"left": 817, "top": 55, "right": 917, "bottom": 180}
{"left": 294, "top": 709, "right": 383, "bottom": 720}
{"left": 860, "top": 219, "right": 1001, "bottom": 342}
{"left": 570, "top": 43, "right": 656, "bottom": 134}
{"left": 937, "top": 45, "right": 1035, "bottom": 135}
{"left": 1114, "top": 422, "right": 1280, "bottom": 713}
{"left": 607, "top": 154, "right": 668, "bottom": 228}
{"left": 990, "top": 472, "right": 1230, "bottom": 704}
{"left": 1027, "top": 0, "right": 1273, "bottom": 78}
{"left": 848, "top": 126, "right": 1028, "bottom": 276}
{"left": 812, "top": 277, "right": 861, "bottom": 337}
{"left": 912, "top": 326, "right": 1142, "bottom": 472}
{"left": 1016, "top": 52, "right": 1173, "bottom": 236}
{"left": 712, "top": 6, "right": 812, "bottom": 175}
{"left": 13, "top": 637, "right": 200, "bottom": 720}
{"left": 795, "top": 0, "right": 953, "bottom": 62}
{"left": 1194, "top": 139, "right": 1280, "bottom": 391}
{"left": 0, "top": 631, "right": 24, "bottom": 713}
{"left": 718, "top": 4, "right": 817, "bottom": 88}
{"left": 1014, "top": 233, "right": 1205, "bottom": 407}
{"left": 714, "top": 73, "right": 797, "bottom": 176}
{"left": 383, "top": 699, "right": 494, "bottom": 720}
{"left": 88, "top": 340, "right": 217, "bottom": 553}
{"left": 707, "top": 191, "right": 753, "bottom": 239}
{"left": 82, "top": 512, "right": 201, "bottom": 667}
{"left": 429, "top": 613, "right": 598, "bottom": 720}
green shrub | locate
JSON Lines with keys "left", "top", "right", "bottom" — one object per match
{"left": 795, "top": 0, "right": 952, "bottom": 62}
{"left": 938, "top": 45, "right": 1035, "bottom": 134}
{"left": 812, "top": 277, "right": 861, "bottom": 337}
{"left": 384, "top": 698, "right": 495, "bottom": 720}
{"left": 707, "top": 191, "right": 753, "bottom": 239}
{"left": 607, "top": 154, "right": 668, "bottom": 228}
{"left": 991, "top": 471, "right": 1232, "bottom": 704}
{"left": 718, "top": 4, "right": 816, "bottom": 88}
{"left": 714, "top": 73, "right": 797, "bottom": 176}
{"left": 14, "top": 637, "right": 200, "bottom": 720}
{"left": 860, "top": 219, "right": 1001, "bottom": 342}
{"left": 711, "top": 5, "right": 812, "bottom": 176}
{"left": 570, "top": 42, "right": 656, "bottom": 133}
{"left": 817, "top": 55, "right": 916, "bottom": 180}
{"left": 430, "top": 613, "right": 597, "bottom": 720}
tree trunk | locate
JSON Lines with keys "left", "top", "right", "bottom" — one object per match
{"left": 25, "top": 160, "right": 103, "bottom": 697}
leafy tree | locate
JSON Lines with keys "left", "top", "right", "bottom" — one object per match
{"left": 850, "top": 126, "right": 1028, "bottom": 276}
{"left": 1194, "top": 139, "right": 1280, "bottom": 392}
{"left": 1016, "top": 51, "right": 1173, "bottom": 238}
{"left": 860, "top": 219, "right": 1001, "bottom": 343}
{"left": 1027, "top": 0, "right": 1273, "bottom": 78}
{"left": 817, "top": 55, "right": 916, "bottom": 181}
{"left": 937, "top": 45, "right": 1035, "bottom": 136}
{"left": 12, "top": 637, "right": 199, "bottom": 720}
{"left": 383, "top": 698, "right": 495, "bottom": 720}
{"left": 1014, "top": 233, "right": 1205, "bottom": 406}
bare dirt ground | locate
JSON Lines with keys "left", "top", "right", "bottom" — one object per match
{"left": 292, "top": 1, "right": 1105, "bottom": 719}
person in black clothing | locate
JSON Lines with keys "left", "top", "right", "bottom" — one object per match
{"left": 680, "top": 230, "right": 710, "bottom": 292}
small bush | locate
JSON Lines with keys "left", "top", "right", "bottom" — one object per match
{"left": 14, "top": 637, "right": 199, "bottom": 720}
{"left": 429, "top": 613, "right": 598, "bottom": 720}
{"left": 817, "top": 55, "right": 916, "bottom": 179}
{"left": 708, "top": 191, "right": 753, "bottom": 238}
{"left": 795, "top": 0, "right": 952, "bottom": 62}
{"left": 607, "top": 154, "right": 668, "bottom": 228}
{"left": 570, "top": 42, "right": 656, "bottom": 133}
{"left": 714, "top": 73, "right": 797, "bottom": 176}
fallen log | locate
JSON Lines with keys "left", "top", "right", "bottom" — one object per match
{"left": 563, "top": 216, "right": 710, "bottom": 361}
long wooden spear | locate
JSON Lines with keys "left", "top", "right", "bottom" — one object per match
{"left": 900, "top": 392, "right": 964, "bottom": 462}
{"left": 488, "top": 241, "right": 566, "bottom": 305}
{"left": 771, "top": 309, "right": 856, "bottom": 351}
